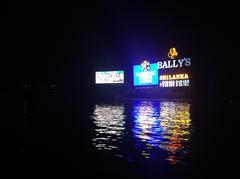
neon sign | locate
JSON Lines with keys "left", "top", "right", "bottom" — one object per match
{"left": 159, "top": 74, "right": 189, "bottom": 80}
{"left": 159, "top": 79, "right": 189, "bottom": 87}
{"left": 168, "top": 47, "right": 178, "bottom": 59}
{"left": 159, "top": 73, "right": 190, "bottom": 87}
{"left": 133, "top": 48, "right": 191, "bottom": 88}
{"left": 141, "top": 60, "right": 150, "bottom": 71}
{"left": 157, "top": 58, "right": 191, "bottom": 69}
{"left": 157, "top": 47, "right": 191, "bottom": 69}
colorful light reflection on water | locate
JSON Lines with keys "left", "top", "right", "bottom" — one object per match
{"left": 132, "top": 100, "right": 191, "bottom": 164}
{"left": 92, "top": 100, "right": 192, "bottom": 165}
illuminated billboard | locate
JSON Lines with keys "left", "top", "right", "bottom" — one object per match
{"left": 133, "top": 48, "right": 191, "bottom": 88}
{"left": 95, "top": 71, "right": 124, "bottom": 84}
{"left": 159, "top": 74, "right": 190, "bottom": 87}
{"left": 133, "top": 61, "right": 159, "bottom": 86}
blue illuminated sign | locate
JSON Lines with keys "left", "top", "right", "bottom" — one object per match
{"left": 133, "top": 63, "right": 158, "bottom": 86}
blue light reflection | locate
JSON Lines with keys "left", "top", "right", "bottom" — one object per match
{"left": 132, "top": 100, "right": 192, "bottom": 164}
{"left": 91, "top": 101, "right": 192, "bottom": 165}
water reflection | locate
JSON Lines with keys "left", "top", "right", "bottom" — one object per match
{"left": 92, "top": 105, "right": 125, "bottom": 152}
{"left": 91, "top": 101, "right": 192, "bottom": 165}
{"left": 159, "top": 101, "right": 191, "bottom": 165}
{"left": 132, "top": 100, "right": 192, "bottom": 165}
{"left": 132, "top": 101, "right": 162, "bottom": 159}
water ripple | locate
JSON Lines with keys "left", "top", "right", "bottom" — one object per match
{"left": 92, "top": 105, "right": 125, "bottom": 152}
{"left": 91, "top": 100, "right": 192, "bottom": 165}
{"left": 132, "top": 100, "right": 192, "bottom": 165}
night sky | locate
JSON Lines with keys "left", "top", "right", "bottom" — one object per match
{"left": 4, "top": 1, "right": 238, "bottom": 100}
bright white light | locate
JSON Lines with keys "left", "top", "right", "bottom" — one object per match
{"left": 95, "top": 71, "right": 124, "bottom": 84}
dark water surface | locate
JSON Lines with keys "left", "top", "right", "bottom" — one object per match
{"left": 10, "top": 92, "right": 238, "bottom": 178}
{"left": 92, "top": 101, "right": 192, "bottom": 165}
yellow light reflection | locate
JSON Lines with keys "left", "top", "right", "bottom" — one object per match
{"left": 132, "top": 101, "right": 192, "bottom": 164}
{"left": 159, "top": 101, "right": 191, "bottom": 165}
